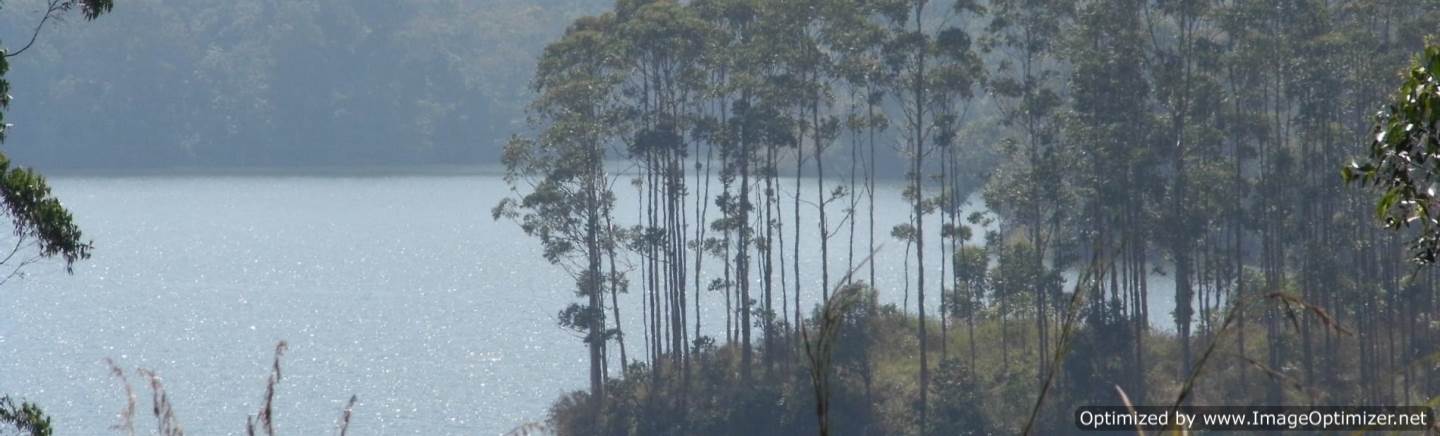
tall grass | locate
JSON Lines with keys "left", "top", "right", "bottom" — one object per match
{"left": 1171, "top": 291, "right": 1351, "bottom": 411}
{"left": 104, "top": 341, "right": 357, "bottom": 436}
{"left": 246, "top": 341, "right": 287, "bottom": 436}
{"left": 1019, "top": 243, "right": 1364, "bottom": 436}
{"left": 103, "top": 358, "right": 135, "bottom": 435}
{"left": 801, "top": 248, "right": 878, "bottom": 436}
{"left": 1021, "top": 244, "right": 1107, "bottom": 436}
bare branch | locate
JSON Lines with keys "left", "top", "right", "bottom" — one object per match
{"left": 5, "top": 0, "right": 65, "bottom": 59}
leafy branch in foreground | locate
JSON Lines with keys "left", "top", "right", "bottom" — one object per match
{"left": 0, "top": 154, "right": 92, "bottom": 275}
{"left": 0, "top": 396, "right": 52, "bottom": 436}
{"left": 1343, "top": 42, "right": 1440, "bottom": 263}
{"left": 2, "top": 0, "right": 115, "bottom": 59}
{"left": 0, "top": 1, "right": 110, "bottom": 432}
{"left": 0, "top": 0, "right": 107, "bottom": 277}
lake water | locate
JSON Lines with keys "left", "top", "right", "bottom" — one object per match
{"left": 0, "top": 174, "right": 1174, "bottom": 435}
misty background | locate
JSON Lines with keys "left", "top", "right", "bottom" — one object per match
{"left": 0, "top": 0, "right": 614, "bottom": 169}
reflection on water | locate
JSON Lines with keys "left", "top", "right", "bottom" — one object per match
{"left": 0, "top": 174, "right": 1177, "bottom": 434}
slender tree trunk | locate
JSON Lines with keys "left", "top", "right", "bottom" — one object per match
{"left": 739, "top": 101, "right": 754, "bottom": 382}
{"left": 867, "top": 85, "right": 878, "bottom": 293}
{"left": 794, "top": 108, "right": 805, "bottom": 345}
{"left": 940, "top": 145, "right": 950, "bottom": 363}
{"left": 816, "top": 78, "right": 831, "bottom": 301}
{"left": 696, "top": 121, "right": 714, "bottom": 343}
{"left": 847, "top": 88, "right": 859, "bottom": 286}
{"left": 765, "top": 129, "right": 778, "bottom": 371}
{"left": 605, "top": 212, "right": 629, "bottom": 373}
{"left": 585, "top": 138, "right": 607, "bottom": 414}
{"left": 912, "top": 3, "right": 929, "bottom": 430}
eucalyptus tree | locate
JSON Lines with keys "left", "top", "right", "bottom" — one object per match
{"left": 1214, "top": 0, "right": 1313, "bottom": 404}
{"left": 874, "top": 0, "right": 985, "bottom": 430}
{"left": 1264, "top": 0, "right": 1356, "bottom": 388}
{"left": 822, "top": 0, "right": 893, "bottom": 294}
{"left": 692, "top": 0, "right": 742, "bottom": 347}
{"left": 1141, "top": 0, "right": 1226, "bottom": 380}
{"left": 950, "top": 242, "right": 986, "bottom": 369}
{"left": 979, "top": 0, "right": 1073, "bottom": 382}
{"left": 749, "top": 0, "right": 812, "bottom": 341}
{"left": 613, "top": 0, "right": 709, "bottom": 374}
{"left": 928, "top": 10, "right": 984, "bottom": 363}
{"left": 1210, "top": 0, "right": 1278, "bottom": 396}
{"left": 988, "top": 240, "right": 1041, "bottom": 373}
{"left": 494, "top": 12, "right": 625, "bottom": 413}
{"left": 825, "top": 0, "right": 872, "bottom": 288}
{"left": 875, "top": 1, "right": 935, "bottom": 428}
{"left": 778, "top": 0, "right": 877, "bottom": 305}
{"left": 802, "top": 0, "right": 842, "bottom": 303}
{"left": 1309, "top": 6, "right": 1385, "bottom": 386}
{"left": 728, "top": 96, "right": 794, "bottom": 376}
{"left": 693, "top": 0, "right": 774, "bottom": 379}
{"left": 1064, "top": 0, "right": 1156, "bottom": 401}
{"left": 750, "top": 0, "right": 807, "bottom": 372}
{"left": 0, "top": 0, "right": 110, "bottom": 268}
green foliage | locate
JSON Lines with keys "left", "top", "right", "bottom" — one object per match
{"left": 0, "top": 0, "right": 108, "bottom": 274}
{"left": 549, "top": 288, "right": 1357, "bottom": 436}
{"left": 495, "top": 9, "right": 621, "bottom": 271}
{"left": 549, "top": 290, "right": 880, "bottom": 436}
{"left": 0, "top": 154, "right": 91, "bottom": 270}
{"left": 497, "top": 5, "right": 633, "bottom": 410}
{"left": 60, "top": 0, "right": 114, "bottom": 20}
{"left": 517, "top": 1, "right": 1440, "bottom": 433}
{"left": 1344, "top": 43, "right": 1440, "bottom": 263}
{"left": 0, "top": 397, "right": 51, "bottom": 436}
{"left": 989, "top": 242, "right": 1050, "bottom": 317}
{"left": 0, "top": 0, "right": 108, "bottom": 432}
{"left": 947, "top": 245, "right": 986, "bottom": 319}
{"left": 1064, "top": 303, "right": 1138, "bottom": 405}
{"left": 925, "top": 359, "right": 987, "bottom": 436}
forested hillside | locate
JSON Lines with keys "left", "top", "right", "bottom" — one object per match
{"left": 0, "top": 0, "right": 608, "bottom": 168}
{"left": 491, "top": 0, "right": 1440, "bottom": 434}
{"left": 3, "top": 0, "right": 1440, "bottom": 434}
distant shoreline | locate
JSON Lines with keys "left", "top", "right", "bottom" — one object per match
{"left": 39, "top": 164, "right": 509, "bottom": 178}
{"left": 38, "top": 162, "right": 925, "bottom": 182}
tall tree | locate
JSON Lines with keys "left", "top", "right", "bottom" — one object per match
{"left": 1142, "top": 0, "right": 1222, "bottom": 380}
{"left": 981, "top": 0, "right": 1073, "bottom": 384}
{"left": 495, "top": 13, "right": 624, "bottom": 414}
{"left": 878, "top": 0, "right": 934, "bottom": 427}
{"left": 878, "top": 0, "right": 982, "bottom": 430}
{"left": 1065, "top": 0, "right": 1156, "bottom": 402}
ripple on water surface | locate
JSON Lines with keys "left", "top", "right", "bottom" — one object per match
{"left": 0, "top": 174, "right": 1135, "bottom": 435}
